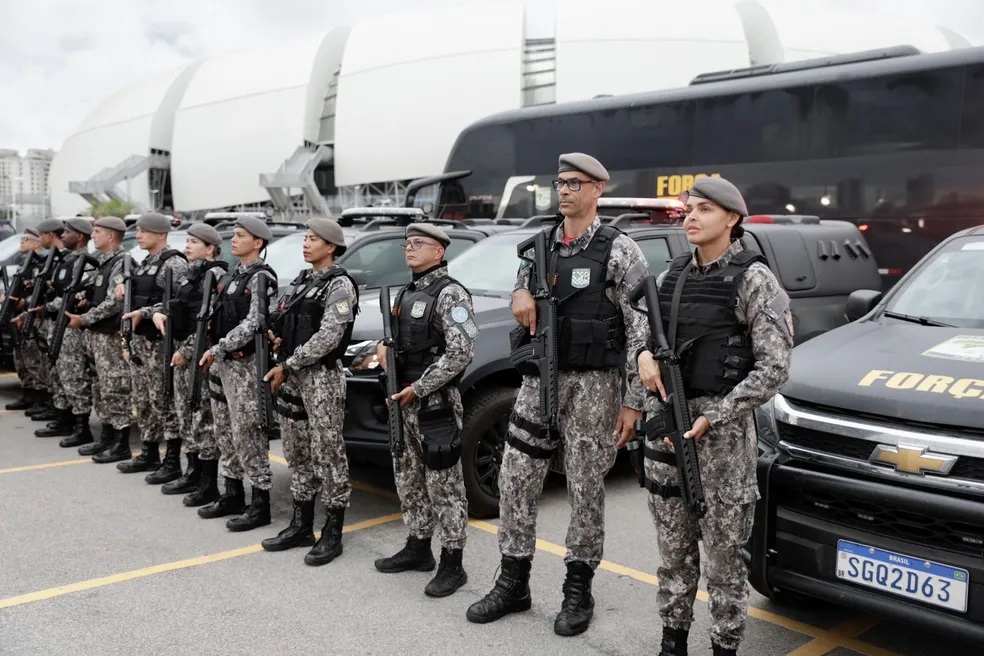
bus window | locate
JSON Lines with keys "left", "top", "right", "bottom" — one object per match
{"left": 694, "top": 89, "right": 812, "bottom": 164}
{"left": 960, "top": 64, "right": 984, "bottom": 148}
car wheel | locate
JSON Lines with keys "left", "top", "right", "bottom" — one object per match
{"left": 461, "top": 386, "right": 516, "bottom": 519}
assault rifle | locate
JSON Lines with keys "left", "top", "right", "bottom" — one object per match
{"left": 255, "top": 272, "right": 276, "bottom": 438}
{"left": 161, "top": 268, "right": 175, "bottom": 406}
{"left": 379, "top": 285, "right": 404, "bottom": 461}
{"left": 19, "top": 247, "right": 59, "bottom": 345}
{"left": 514, "top": 228, "right": 559, "bottom": 433}
{"left": 48, "top": 253, "right": 95, "bottom": 365}
{"left": 120, "top": 253, "right": 141, "bottom": 364}
{"left": 188, "top": 268, "right": 218, "bottom": 413}
{"left": 0, "top": 251, "right": 38, "bottom": 344}
{"left": 630, "top": 275, "right": 707, "bottom": 520}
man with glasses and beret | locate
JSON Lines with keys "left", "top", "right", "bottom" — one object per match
{"left": 260, "top": 217, "right": 358, "bottom": 566}
{"left": 373, "top": 222, "right": 475, "bottom": 599}
{"left": 468, "top": 153, "right": 651, "bottom": 637}
{"left": 4, "top": 227, "right": 47, "bottom": 413}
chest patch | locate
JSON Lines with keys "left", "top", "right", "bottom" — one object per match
{"left": 571, "top": 268, "right": 591, "bottom": 289}
{"left": 95, "top": 275, "right": 104, "bottom": 287}
{"left": 410, "top": 300, "right": 427, "bottom": 319}
{"left": 304, "top": 285, "right": 320, "bottom": 299}
{"left": 226, "top": 281, "right": 238, "bottom": 295}
{"left": 57, "top": 269, "right": 68, "bottom": 281}
{"left": 144, "top": 265, "right": 159, "bottom": 276}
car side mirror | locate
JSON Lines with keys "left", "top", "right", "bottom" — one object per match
{"left": 845, "top": 289, "right": 883, "bottom": 322}
{"left": 348, "top": 269, "right": 368, "bottom": 287}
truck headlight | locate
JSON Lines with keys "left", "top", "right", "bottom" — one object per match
{"left": 754, "top": 396, "right": 780, "bottom": 454}
{"left": 346, "top": 340, "right": 381, "bottom": 371}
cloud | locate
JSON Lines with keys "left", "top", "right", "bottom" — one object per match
{"left": 0, "top": 0, "right": 979, "bottom": 153}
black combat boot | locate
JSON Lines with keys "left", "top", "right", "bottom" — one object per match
{"left": 374, "top": 536, "right": 436, "bottom": 573}
{"left": 91, "top": 427, "right": 132, "bottom": 464}
{"left": 554, "top": 561, "right": 595, "bottom": 636}
{"left": 466, "top": 556, "right": 533, "bottom": 623}
{"left": 226, "top": 487, "right": 271, "bottom": 532}
{"left": 145, "top": 439, "right": 182, "bottom": 484}
{"left": 657, "top": 627, "right": 689, "bottom": 656}
{"left": 34, "top": 408, "right": 74, "bottom": 438}
{"left": 161, "top": 452, "right": 200, "bottom": 495}
{"left": 59, "top": 414, "right": 94, "bottom": 447}
{"left": 79, "top": 424, "right": 115, "bottom": 456}
{"left": 712, "top": 644, "right": 737, "bottom": 656}
{"left": 424, "top": 548, "right": 468, "bottom": 598}
{"left": 31, "top": 401, "right": 61, "bottom": 422}
{"left": 184, "top": 459, "right": 221, "bottom": 507}
{"left": 117, "top": 441, "right": 161, "bottom": 473}
{"left": 261, "top": 498, "right": 315, "bottom": 552}
{"left": 198, "top": 477, "right": 245, "bottom": 518}
{"left": 24, "top": 392, "right": 51, "bottom": 417}
{"left": 6, "top": 388, "right": 39, "bottom": 411}
{"left": 304, "top": 507, "right": 344, "bottom": 566}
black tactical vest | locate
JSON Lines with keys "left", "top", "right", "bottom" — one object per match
{"left": 548, "top": 225, "right": 624, "bottom": 371}
{"left": 212, "top": 262, "right": 277, "bottom": 358}
{"left": 169, "top": 260, "right": 228, "bottom": 341}
{"left": 658, "top": 249, "right": 764, "bottom": 395}
{"left": 393, "top": 273, "right": 467, "bottom": 383}
{"left": 86, "top": 252, "right": 126, "bottom": 334}
{"left": 279, "top": 267, "right": 359, "bottom": 366}
{"left": 47, "top": 250, "right": 76, "bottom": 318}
{"left": 131, "top": 249, "right": 186, "bottom": 339}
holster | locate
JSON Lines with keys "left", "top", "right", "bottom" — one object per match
{"left": 508, "top": 324, "right": 538, "bottom": 377}
{"left": 419, "top": 401, "right": 461, "bottom": 471}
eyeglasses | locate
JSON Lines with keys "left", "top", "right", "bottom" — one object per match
{"left": 400, "top": 239, "right": 440, "bottom": 251}
{"left": 552, "top": 178, "right": 593, "bottom": 191}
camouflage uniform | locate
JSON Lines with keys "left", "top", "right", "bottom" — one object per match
{"left": 391, "top": 265, "right": 474, "bottom": 551}
{"left": 10, "top": 255, "right": 47, "bottom": 394}
{"left": 207, "top": 366, "right": 238, "bottom": 479}
{"left": 209, "top": 262, "right": 277, "bottom": 491}
{"left": 129, "top": 251, "right": 188, "bottom": 444}
{"left": 644, "top": 240, "right": 793, "bottom": 651}
{"left": 40, "top": 317, "right": 68, "bottom": 411}
{"left": 498, "top": 216, "right": 650, "bottom": 566}
{"left": 45, "top": 252, "right": 95, "bottom": 416}
{"left": 79, "top": 247, "right": 131, "bottom": 430}
{"left": 277, "top": 268, "right": 357, "bottom": 508}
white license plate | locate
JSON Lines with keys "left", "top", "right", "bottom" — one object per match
{"left": 836, "top": 540, "right": 969, "bottom": 613}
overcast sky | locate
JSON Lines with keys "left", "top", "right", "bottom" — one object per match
{"left": 0, "top": 0, "right": 981, "bottom": 153}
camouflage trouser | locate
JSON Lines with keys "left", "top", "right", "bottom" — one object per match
{"left": 130, "top": 334, "right": 180, "bottom": 444}
{"left": 646, "top": 418, "right": 757, "bottom": 651}
{"left": 393, "top": 387, "right": 468, "bottom": 551}
{"left": 207, "top": 364, "right": 239, "bottom": 479}
{"left": 38, "top": 318, "right": 68, "bottom": 410}
{"left": 56, "top": 322, "right": 93, "bottom": 415}
{"left": 86, "top": 330, "right": 132, "bottom": 430}
{"left": 277, "top": 365, "right": 350, "bottom": 509}
{"left": 13, "top": 340, "right": 45, "bottom": 391}
{"left": 215, "top": 354, "right": 272, "bottom": 490}
{"left": 498, "top": 370, "right": 620, "bottom": 567}
{"left": 174, "top": 358, "right": 219, "bottom": 461}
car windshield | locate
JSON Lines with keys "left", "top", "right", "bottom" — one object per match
{"left": 265, "top": 229, "right": 365, "bottom": 283}
{"left": 0, "top": 234, "right": 23, "bottom": 263}
{"left": 885, "top": 235, "right": 984, "bottom": 328}
{"left": 448, "top": 232, "right": 528, "bottom": 296}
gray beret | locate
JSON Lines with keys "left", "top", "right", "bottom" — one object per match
{"left": 64, "top": 218, "right": 93, "bottom": 236}
{"left": 307, "top": 217, "right": 347, "bottom": 255}
{"left": 688, "top": 177, "right": 748, "bottom": 217}
{"left": 36, "top": 218, "right": 65, "bottom": 233}
{"left": 405, "top": 222, "right": 450, "bottom": 247}
{"left": 136, "top": 212, "right": 171, "bottom": 234}
{"left": 187, "top": 222, "right": 222, "bottom": 247}
{"left": 236, "top": 216, "right": 273, "bottom": 243}
{"left": 94, "top": 216, "right": 127, "bottom": 232}
{"left": 558, "top": 152, "right": 609, "bottom": 182}
{"left": 24, "top": 228, "right": 40, "bottom": 238}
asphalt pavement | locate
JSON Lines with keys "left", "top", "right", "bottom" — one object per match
{"left": 0, "top": 372, "right": 979, "bottom": 655}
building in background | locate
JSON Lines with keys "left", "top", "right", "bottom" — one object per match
{"left": 46, "top": 0, "right": 976, "bottom": 219}
{"left": 1, "top": 148, "right": 54, "bottom": 228}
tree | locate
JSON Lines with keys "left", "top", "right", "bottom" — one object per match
{"left": 86, "top": 199, "right": 134, "bottom": 218}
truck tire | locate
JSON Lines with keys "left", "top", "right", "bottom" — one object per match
{"left": 461, "top": 386, "right": 516, "bottom": 519}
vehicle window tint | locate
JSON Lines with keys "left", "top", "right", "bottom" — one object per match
{"left": 695, "top": 89, "right": 812, "bottom": 164}
{"left": 338, "top": 236, "right": 476, "bottom": 288}
{"left": 887, "top": 237, "right": 984, "bottom": 328}
{"left": 636, "top": 237, "right": 673, "bottom": 277}
{"left": 448, "top": 235, "right": 525, "bottom": 294}
{"left": 263, "top": 233, "right": 305, "bottom": 282}
{"left": 960, "top": 64, "right": 984, "bottom": 148}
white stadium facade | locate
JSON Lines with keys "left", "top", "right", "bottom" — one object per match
{"left": 47, "top": 0, "right": 974, "bottom": 219}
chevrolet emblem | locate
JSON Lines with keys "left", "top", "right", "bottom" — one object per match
{"left": 869, "top": 444, "right": 958, "bottom": 476}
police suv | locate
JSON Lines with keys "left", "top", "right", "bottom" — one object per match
{"left": 750, "top": 225, "right": 984, "bottom": 644}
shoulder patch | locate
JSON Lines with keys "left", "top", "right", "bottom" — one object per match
{"left": 451, "top": 306, "right": 469, "bottom": 323}
{"left": 462, "top": 318, "right": 479, "bottom": 338}
{"left": 334, "top": 299, "right": 350, "bottom": 316}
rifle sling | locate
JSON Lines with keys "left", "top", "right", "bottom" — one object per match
{"left": 667, "top": 261, "right": 693, "bottom": 353}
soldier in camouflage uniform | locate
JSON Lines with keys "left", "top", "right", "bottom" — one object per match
{"left": 151, "top": 223, "right": 227, "bottom": 505}
{"left": 118, "top": 213, "right": 189, "bottom": 482}
{"left": 468, "top": 153, "right": 650, "bottom": 636}
{"left": 66, "top": 217, "right": 133, "bottom": 463}
{"left": 374, "top": 222, "right": 474, "bottom": 599}
{"left": 35, "top": 219, "right": 98, "bottom": 447}
{"left": 261, "top": 218, "right": 358, "bottom": 566}
{"left": 197, "top": 216, "right": 278, "bottom": 532}
{"left": 5, "top": 229, "right": 46, "bottom": 413}
{"left": 632, "top": 177, "right": 793, "bottom": 656}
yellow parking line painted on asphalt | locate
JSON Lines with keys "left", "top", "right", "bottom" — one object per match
{"left": 467, "top": 520, "right": 899, "bottom": 656}
{"left": 785, "top": 615, "right": 882, "bottom": 656}
{"left": 0, "top": 512, "right": 403, "bottom": 611}
{"left": 0, "top": 458, "right": 93, "bottom": 475}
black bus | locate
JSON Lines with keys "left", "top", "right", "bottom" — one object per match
{"left": 439, "top": 46, "right": 984, "bottom": 284}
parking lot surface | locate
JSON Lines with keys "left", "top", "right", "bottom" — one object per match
{"left": 0, "top": 373, "right": 978, "bottom": 655}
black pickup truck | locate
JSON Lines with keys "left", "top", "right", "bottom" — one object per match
{"left": 341, "top": 215, "right": 880, "bottom": 518}
{"left": 749, "top": 224, "right": 984, "bottom": 646}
